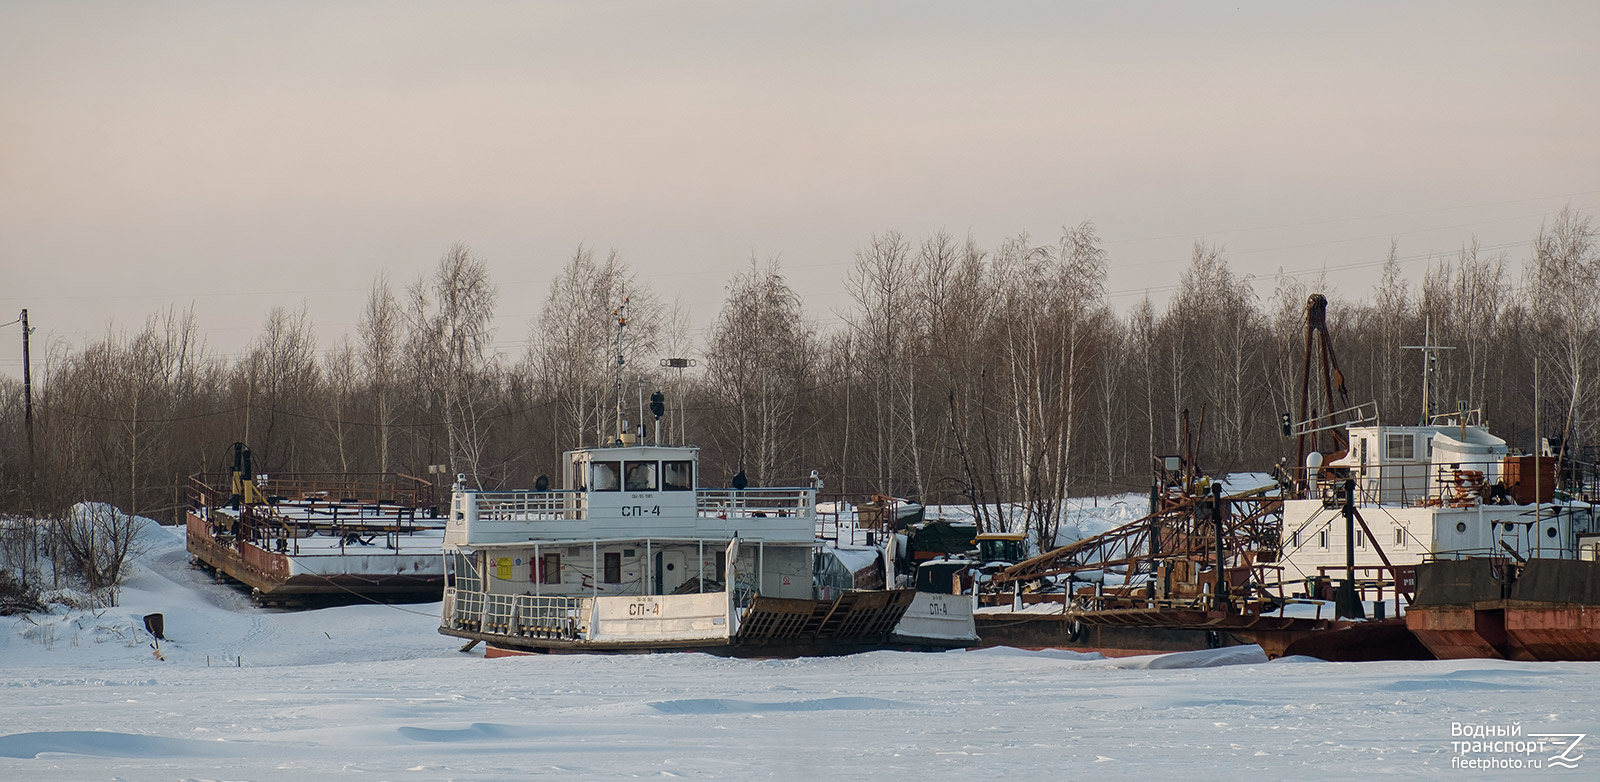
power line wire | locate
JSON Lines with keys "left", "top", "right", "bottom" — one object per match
{"left": 33, "top": 398, "right": 559, "bottom": 429}
{"left": 1107, "top": 190, "right": 1600, "bottom": 244}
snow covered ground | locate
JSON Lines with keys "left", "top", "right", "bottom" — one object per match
{"left": 5, "top": 517, "right": 1599, "bottom": 779}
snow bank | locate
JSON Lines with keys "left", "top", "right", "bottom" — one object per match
{"left": 4, "top": 512, "right": 447, "bottom": 670}
{"left": 1105, "top": 644, "right": 1271, "bottom": 670}
{"left": 0, "top": 731, "right": 238, "bottom": 759}
{"left": 647, "top": 696, "right": 914, "bottom": 714}
{"left": 960, "top": 645, "right": 1106, "bottom": 661}
{"left": 962, "top": 644, "right": 1271, "bottom": 669}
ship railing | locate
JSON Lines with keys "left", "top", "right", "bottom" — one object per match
{"left": 814, "top": 514, "right": 881, "bottom": 547}
{"left": 1308, "top": 564, "right": 1417, "bottom": 605}
{"left": 1426, "top": 408, "right": 1485, "bottom": 427}
{"left": 1307, "top": 457, "right": 1553, "bottom": 508}
{"left": 445, "top": 587, "right": 586, "bottom": 640}
{"left": 732, "top": 582, "right": 757, "bottom": 610}
{"left": 186, "top": 474, "right": 229, "bottom": 516}
{"left": 213, "top": 503, "right": 443, "bottom": 557}
{"left": 1424, "top": 548, "right": 1534, "bottom": 562}
{"left": 186, "top": 471, "right": 435, "bottom": 510}
{"left": 1053, "top": 561, "right": 1286, "bottom": 613}
{"left": 259, "top": 506, "right": 443, "bottom": 540}
{"left": 696, "top": 489, "right": 814, "bottom": 521}
{"left": 1562, "top": 450, "right": 1600, "bottom": 500}
{"left": 509, "top": 594, "right": 586, "bottom": 640}
{"left": 447, "top": 586, "right": 486, "bottom": 632}
{"left": 186, "top": 473, "right": 442, "bottom": 544}
{"left": 1043, "top": 586, "right": 1216, "bottom": 615}
{"left": 813, "top": 497, "right": 896, "bottom": 546}
{"left": 468, "top": 490, "right": 585, "bottom": 522}
{"left": 267, "top": 529, "right": 443, "bottom": 557}
{"left": 482, "top": 593, "right": 517, "bottom": 635}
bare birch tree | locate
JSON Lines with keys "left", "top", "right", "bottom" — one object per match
{"left": 1528, "top": 207, "right": 1599, "bottom": 454}
{"left": 408, "top": 243, "right": 497, "bottom": 484}
{"left": 532, "top": 245, "right": 659, "bottom": 459}
{"left": 359, "top": 274, "right": 401, "bottom": 473}
{"left": 846, "top": 232, "right": 919, "bottom": 498}
{"left": 321, "top": 337, "right": 359, "bottom": 473}
{"left": 244, "top": 305, "right": 319, "bottom": 470}
{"left": 705, "top": 256, "right": 815, "bottom": 483}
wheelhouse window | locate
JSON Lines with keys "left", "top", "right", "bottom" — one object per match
{"left": 1318, "top": 530, "right": 1330, "bottom": 549}
{"left": 1386, "top": 434, "right": 1414, "bottom": 460}
{"left": 662, "top": 460, "right": 693, "bottom": 491}
{"left": 590, "top": 461, "right": 621, "bottom": 492}
{"left": 625, "top": 461, "right": 659, "bottom": 491}
{"left": 1394, "top": 527, "right": 1407, "bottom": 548}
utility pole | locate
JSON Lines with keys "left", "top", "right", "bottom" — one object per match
{"left": 20, "top": 309, "right": 34, "bottom": 469}
{"left": 14, "top": 309, "right": 38, "bottom": 593}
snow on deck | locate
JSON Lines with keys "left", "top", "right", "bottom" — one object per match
{"left": 209, "top": 502, "right": 445, "bottom": 526}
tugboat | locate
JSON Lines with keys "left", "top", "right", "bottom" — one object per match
{"left": 436, "top": 303, "right": 975, "bottom": 656}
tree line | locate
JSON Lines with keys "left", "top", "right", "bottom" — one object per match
{"left": 3, "top": 209, "right": 1597, "bottom": 556}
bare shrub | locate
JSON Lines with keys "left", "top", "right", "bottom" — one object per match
{"left": 53, "top": 503, "right": 141, "bottom": 601}
{"left": 0, "top": 567, "right": 44, "bottom": 615}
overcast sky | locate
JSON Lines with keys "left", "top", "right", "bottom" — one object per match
{"left": 2, "top": 1, "right": 1597, "bottom": 378}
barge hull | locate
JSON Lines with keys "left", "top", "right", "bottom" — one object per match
{"left": 443, "top": 589, "right": 969, "bottom": 657}
{"left": 1405, "top": 559, "right": 1600, "bottom": 661}
{"left": 976, "top": 611, "right": 1432, "bottom": 661}
{"left": 187, "top": 511, "right": 443, "bottom": 601}
{"left": 975, "top": 614, "right": 1251, "bottom": 657}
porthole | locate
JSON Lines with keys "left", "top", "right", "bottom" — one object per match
{"left": 1547, "top": 527, "right": 1558, "bottom": 539}
{"left": 1455, "top": 522, "right": 1467, "bottom": 534}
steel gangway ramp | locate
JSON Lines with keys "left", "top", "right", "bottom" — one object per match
{"left": 735, "top": 589, "right": 917, "bottom": 647}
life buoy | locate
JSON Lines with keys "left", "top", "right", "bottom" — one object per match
{"left": 1066, "top": 619, "right": 1086, "bottom": 643}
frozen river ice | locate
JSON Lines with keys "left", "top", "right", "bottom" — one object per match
{"left": 3, "top": 520, "right": 1597, "bottom": 779}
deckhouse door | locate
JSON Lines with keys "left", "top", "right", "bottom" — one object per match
{"left": 653, "top": 550, "right": 687, "bottom": 594}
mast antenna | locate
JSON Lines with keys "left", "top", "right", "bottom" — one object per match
{"left": 1402, "top": 316, "right": 1454, "bottom": 425}
{"left": 613, "top": 297, "right": 630, "bottom": 444}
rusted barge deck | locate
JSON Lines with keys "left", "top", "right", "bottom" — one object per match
{"left": 185, "top": 448, "right": 444, "bottom": 605}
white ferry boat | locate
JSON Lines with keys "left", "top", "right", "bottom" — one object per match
{"left": 437, "top": 439, "right": 976, "bottom": 656}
